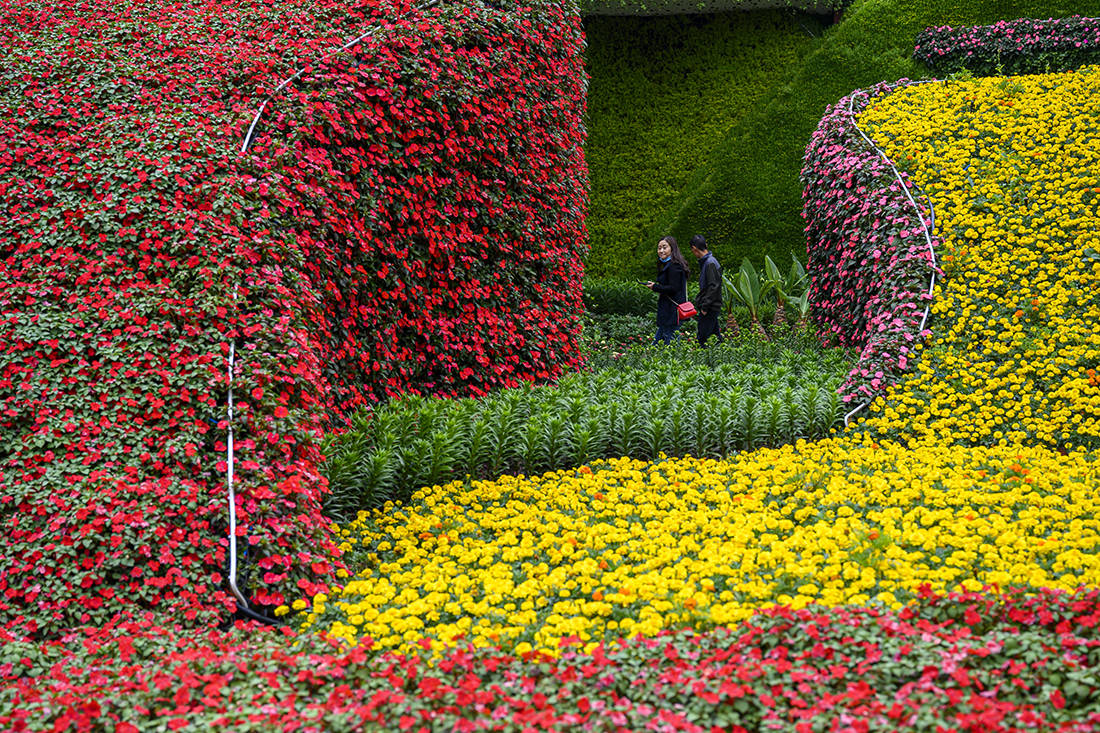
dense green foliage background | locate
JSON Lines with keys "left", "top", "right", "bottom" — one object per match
{"left": 584, "top": 0, "right": 1100, "bottom": 279}
{"left": 583, "top": 10, "right": 826, "bottom": 278}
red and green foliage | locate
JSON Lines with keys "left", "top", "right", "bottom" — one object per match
{"left": 3, "top": 586, "right": 1098, "bottom": 731}
{"left": 915, "top": 15, "right": 1100, "bottom": 76}
{"left": 800, "top": 80, "right": 939, "bottom": 404}
{"left": 0, "top": 0, "right": 587, "bottom": 636}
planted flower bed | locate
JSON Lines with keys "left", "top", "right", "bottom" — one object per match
{"left": 321, "top": 335, "right": 851, "bottom": 518}
{"left": 282, "top": 58, "right": 1100, "bottom": 723}
{"left": 915, "top": 15, "right": 1100, "bottom": 76}
{"left": 4, "top": 7, "right": 1100, "bottom": 731}
{"left": 856, "top": 65, "right": 1100, "bottom": 449}
{"left": 3, "top": 587, "right": 1099, "bottom": 730}
{"left": 801, "top": 80, "right": 939, "bottom": 404}
{"left": 306, "top": 439, "right": 1100, "bottom": 655}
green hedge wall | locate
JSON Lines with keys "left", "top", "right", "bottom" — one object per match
{"left": 583, "top": 10, "right": 827, "bottom": 278}
{"left": 585, "top": 0, "right": 1100, "bottom": 279}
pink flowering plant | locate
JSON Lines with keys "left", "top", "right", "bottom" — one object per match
{"left": 800, "top": 80, "right": 940, "bottom": 404}
{"left": 915, "top": 15, "right": 1100, "bottom": 76}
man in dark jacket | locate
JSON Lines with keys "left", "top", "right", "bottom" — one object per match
{"left": 690, "top": 234, "right": 723, "bottom": 347}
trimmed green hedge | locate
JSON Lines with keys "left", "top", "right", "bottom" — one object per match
{"left": 583, "top": 11, "right": 827, "bottom": 278}
{"left": 586, "top": 0, "right": 1100, "bottom": 279}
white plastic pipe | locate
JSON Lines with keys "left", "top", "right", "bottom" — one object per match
{"left": 241, "top": 0, "right": 439, "bottom": 154}
{"left": 226, "top": 333, "right": 250, "bottom": 610}
{"left": 227, "top": 0, "right": 439, "bottom": 619}
{"left": 841, "top": 80, "right": 940, "bottom": 427}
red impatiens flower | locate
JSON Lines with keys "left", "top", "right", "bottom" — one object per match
{"left": 1, "top": 0, "right": 587, "bottom": 635}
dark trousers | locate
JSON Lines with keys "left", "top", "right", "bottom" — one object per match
{"left": 654, "top": 323, "right": 679, "bottom": 345}
{"left": 696, "top": 311, "right": 723, "bottom": 347}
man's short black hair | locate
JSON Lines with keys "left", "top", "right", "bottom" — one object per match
{"left": 690, "top": 234, "right": 707, "bottom": 251}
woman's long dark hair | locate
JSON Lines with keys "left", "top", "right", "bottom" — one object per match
{"left": 659, "top": 235, "right": 690, "bottom": 276}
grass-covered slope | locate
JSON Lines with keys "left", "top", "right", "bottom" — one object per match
{"left": 0, "top": 0, "right": 587, "bottom": 635}
{"left": 585, "top": 0, "right": 1100, "bottom": 277}
{"left": 583, "top": 10, "right": 826, "bottom": 277}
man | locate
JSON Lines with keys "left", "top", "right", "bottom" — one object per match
{"left": 690, "top": 234, "right": 723, "bottom": 347}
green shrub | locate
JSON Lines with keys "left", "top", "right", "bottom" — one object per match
{"left": 322, "top": 334, "right": 853, "bottom": 519}
{"left": 583, "top": 277, "right": 655, "bottom": 315}
{"left": 581, "top": 313, "right": 663, "bottom": 352}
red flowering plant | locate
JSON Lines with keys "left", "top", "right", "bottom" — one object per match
{"left": 0, "top": 0, "right": 587, "bottom": 636}
{"left": 915, "top": 15, "right": 1100, "bottom": 77}
{"left": 2, "top": 586, "right": 1098, "bottom": 731}
{"left": 800, "top": 80, "right": 940, "bottom": 405}
{"left": 240, "top": 0, "right": 589, "bottom": 411}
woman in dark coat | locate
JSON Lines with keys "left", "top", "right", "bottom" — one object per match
{"left": 645, "top": 235, "right": 689, "bottom": 345}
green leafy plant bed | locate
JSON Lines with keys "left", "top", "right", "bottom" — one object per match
{"left": 322, "top": 334, "right": 852, "bottom": 520}
{"left": 581, "top": 312, "right": 662, "bottom": 352}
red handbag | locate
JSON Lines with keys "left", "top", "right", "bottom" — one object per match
{"left": 676, "top": 301, "right": 697, "bottom": 321}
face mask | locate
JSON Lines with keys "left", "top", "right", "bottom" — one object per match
{"left": 659, "top": 256, "right": 671, "bottom": 263}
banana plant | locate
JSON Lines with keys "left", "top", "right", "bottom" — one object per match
{"left": 763, "top": 254, "right": 808, "bottom": 330}
{"left": 724, "top": 258, "right": 772, "bottom": 336}
{"left": 790, "top": 290, "right": 814, "bottom": 337}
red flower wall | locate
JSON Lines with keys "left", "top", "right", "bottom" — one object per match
{"left": 0, "top": 0, "right": 587, "bottom": 636}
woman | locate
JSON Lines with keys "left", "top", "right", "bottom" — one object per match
{"left": 645, "top": 235, "right": 689, "bottom": 345}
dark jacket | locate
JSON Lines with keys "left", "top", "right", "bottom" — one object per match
{"left": 696, "top": 252, "right": 722, "bottom": 316}
{"left": 653, "top": 260, "right": 687, "bottom": 327}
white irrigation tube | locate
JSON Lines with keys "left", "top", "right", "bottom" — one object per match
{"left": 225, "top": 286, "right": 278, "bottom": 624}
{"left": 225, "top": 318, "right": 248, "bottom": 609}
{"left": 226, "top": 0, "right": 440, "bottom": 622}
{"left": 240, "top": 0, "right": 439, "bottom": 154}
{"left": 842, "top": 80, "right": 940, "bottom": 427}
